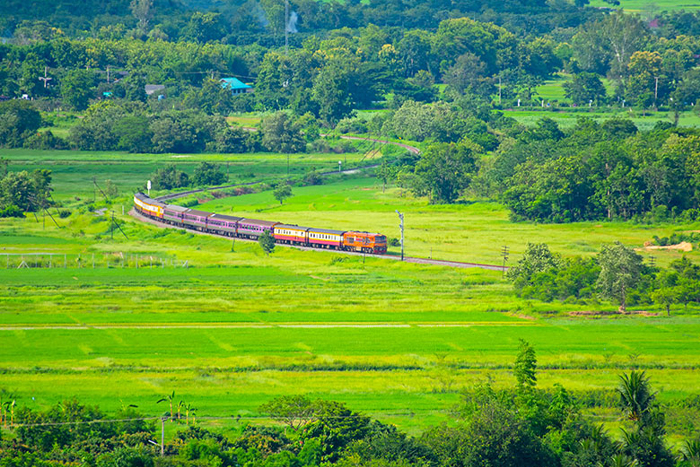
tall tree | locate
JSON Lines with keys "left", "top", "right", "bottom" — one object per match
{"left": 60, "top": 70, "right": 96, "bottom": 111}
{"left": 130, "top": 0, "right": 154, "bottom": 36}
{"left": 414, "top": 140, "right": 479, "bottom": 203}
{"left": 514, "top": 339, "right": 537, "bottom": 391}
{"left": 596, "top": 242, "right": 643, "bottom": 312}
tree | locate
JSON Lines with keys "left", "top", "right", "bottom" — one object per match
{"left": 1, "top": 170, "right": 39, "bottom": 212}
{"left": 311, "top": 64, "right": 355, "bottom": 127}
{"left": 60, "top": 70, "right": 96, "bottom": 111}
{"left": 191, "top": 162, "right": 227, "bottom": 186}
{"left": 150, "top": 164, "right": 189, "bottom": 190}
{"left": 506, "top": 243, "right": 561, "bottom": 289}
{"left": 157, "top": 391, "right": 175, "bottom": 420}
{"left": 414, "top": 141, "right": 478, "bottom": 203}
{"left": 514, "top": 339, "right": 537, "bottom": 392}
{"left": 113, "top": 115, "right": 153, "bottom": 153}
{"left": 130, "top": 0, "right": 154, "bottom": 36}
{"left": 617, "top": 371, "right": 656, "bottom": 426}
{"left": 259, "top": 230, "right": 276, "bottom": 255}
{"left": 679, "top": 438, "right": 700, "bottom": 467}
{"left": 149, "top": 114, "right": 201, "bottom": 154}
{"left": 563, "top": 72, "right": 607, "bottom": 106}
{"left": 182, "top": 12, "right": 226, "bottom": 43}
{"left": 596, "top": 242, "right": 643, "bottom": 312}
{"left": 259, "top": 395, "right": 315, "bottom": 430}
{"left": 260, "top": 112, "right": 306, "bottom": 153}
{"left": 273, "top": 184, "right": 292, "bottom": 205}
{"left": 443, "top": 53, "right": 491, "bottom": 97}
{"left": 0, "top": 100, "right": 42, "bottom": 148}
{"left": 651, "top": 269, "right": 679, "bottom": 317}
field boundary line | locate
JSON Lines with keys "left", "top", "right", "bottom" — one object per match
{"left": 0, "top": 321, "right": 538, "bottom": 331}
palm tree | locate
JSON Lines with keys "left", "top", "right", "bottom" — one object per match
{"left": 680, "top": 438, "right": 700, "bottom": 467}
{"left": 176, "top": 400, "right": 184, "bottom": 421}
{"left": 617, "top": 371, "right": 656, "bottom": 425}
{"left": 0, "top": 389, "right": 13, "bottom": 427}
{"left": 157, "top": 391, "right": 175, "bottom": 420}
{"left": 3, "top": 400, "right": 16, "bottom": 426}
{"left": 607, "top": 454, "right": 639, "bottom": 467}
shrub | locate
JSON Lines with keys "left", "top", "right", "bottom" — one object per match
{"left": 0, "top": 205, "right": 24, "bottom": 218}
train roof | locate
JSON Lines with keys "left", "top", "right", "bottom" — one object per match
{"left": 308, "top": 227, "right": 347, "bottom": 235}
{"left": 345, "top": 231, "right": 385, "bottom": 237}
{"left": 239, "top": 218, "right": 279, "bottom": 227}
{"left": 164, "top": 204, "right": 188, "bottom": 213}
{"left": 135, "top": 192, "right": 165, "bottom": 207}
{"left": 276, "top": 224, "right": 311, "bottom": 231}
{"left": 185, "top": 208, "right": 213, "bottom": 217}
{"left": 209, "top": 213, "right": 243, "bottom": 222}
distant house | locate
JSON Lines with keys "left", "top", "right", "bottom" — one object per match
{"left": 220, "top": 77, "right": 253, "bottom": 95}
{"left": 145, "top": 84, "right": 166, "bottom": 96}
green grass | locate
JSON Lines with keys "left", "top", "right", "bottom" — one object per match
{"left": 503, "top": 108, "right": 700, "bottom": 130}
{"left": 587, "top": 0, "right": 700, "bottom": 11}
{"left": 1, "top": 149, "right": 373, "bottom": 200}
{"left": 194, "top": 176, "right": 700, "bottom": 267}
{"left": 3, "top": 155, "right": 700, "bottom": 434}
{"left": 535, "top": 75, "right": 569, "bottom": 102}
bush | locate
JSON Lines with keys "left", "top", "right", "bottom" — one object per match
{"left": 58, "top": 209, "right": 72, "bottom": 218}
{"left": 336, "top": 118, "right": 368, "bottom": 134}
{"left": 304, "top": 172, "right": 323, "bottom": 186}
{"left": 0, "top": 205, "right": 24, "bottom": 218}
{"left": 23, "top": 130, "right": 69, "bottom": 150}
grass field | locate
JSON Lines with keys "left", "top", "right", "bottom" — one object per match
{"left": 503, "top": 108, "right": 700, "bottom": 130}
{"left": 587, "top": 0, "right": 700, "bottom": 11}
{"left": 1, "top": 149, "right": 373, "bottom": 200}
{"left": 2, "top": 151, "right": 700, "bottom": 436}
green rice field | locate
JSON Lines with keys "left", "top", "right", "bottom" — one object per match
{"left": 2, "top": 151, "right": 700, "bottom": 436}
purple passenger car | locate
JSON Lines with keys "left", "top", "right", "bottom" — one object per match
{"left": 182, "top": 209, "right": 213, "bottom": 231}
{"left": 163, "top": 204, "right": 188, "bottom": 226}
{"left": 208, "top": 213, "right": 242, "bottom": 236}
{"left": 237, "top": 218, "right": 279, "bottom": 239}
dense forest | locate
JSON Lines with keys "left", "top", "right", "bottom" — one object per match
{"left": 1, "top": 0, "right": 700, "bottom": 222}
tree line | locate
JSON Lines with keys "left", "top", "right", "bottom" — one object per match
{"left": 1, "top": 5, "right": 699, "bottom": 117}
{"left": 1, "top": 343, "right": 698, "bottom": 467}
{"left": 508, "top": 242, "right": 700, "bottom": 315}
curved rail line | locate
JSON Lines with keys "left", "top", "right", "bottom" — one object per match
{"left": 130, "top": 209, "right": 506, "bottom": 272}
{"left": 140, "top": 138, "right": 506, "bottom": 271}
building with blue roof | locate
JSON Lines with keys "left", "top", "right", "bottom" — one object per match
{"left": 220, "top": 77, "right": 253, "bottom": 95}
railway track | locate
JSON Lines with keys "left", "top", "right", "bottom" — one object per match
{"left": 129, "top": 209, "right": 507, "bottom": 272}
{"left": 140, "top": 139, "right": 506, "bottom": 271}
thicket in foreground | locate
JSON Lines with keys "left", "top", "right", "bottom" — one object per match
{"left": 0, "top": 343, "right": 697, "bottom": 467}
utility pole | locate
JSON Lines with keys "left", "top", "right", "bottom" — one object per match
{"left": 161, "top": 418, "right": 165, "bottom": 456}
{"left": 38, "top": 67, "right": 52, "bottom": 88}
{"left": 654, "top": 76, "right": 659, "bottom": 101}
{"left": 501, "top": 245, "right": 509, "bottom": 278}
{"left": 284, "top": 0, "right": 289, "bottom": 55}
{"left": 498, "top": 75, "right": 502, "bottom": 105}
{"left": 107, "top": 65, "right": 111, "bottom": 84}
{"left": 649, "top": 255, "right": 656, "bottom": 268}
{"left": 396, "top": 210, "right": 404, "bottom": 261}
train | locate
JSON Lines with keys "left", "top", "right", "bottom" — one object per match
{"left": 133, "top": 193, "right": 388, "bottom": 254}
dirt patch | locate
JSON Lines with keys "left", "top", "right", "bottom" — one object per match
{"left": 569, "top": 310, "right": 660, "bottom": 317}
{"left": 637, "top": 241, "right": 692, "bottom": 252}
